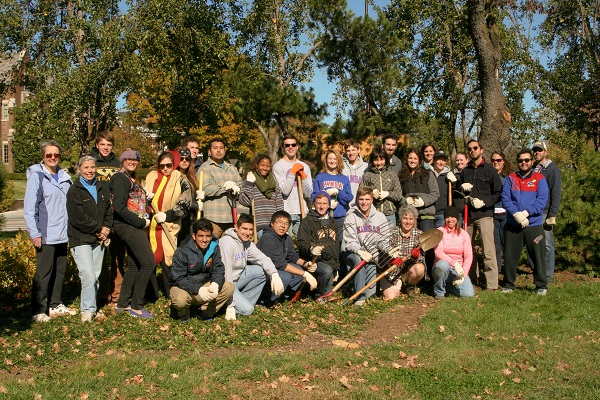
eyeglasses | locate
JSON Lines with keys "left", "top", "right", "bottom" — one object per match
{"left": 159, "top": 163, "right": 173, "bottom": 169}
{"left": 273, "top": 220, "right": 291, "bottom": 227}
{"left": 517, "top": 158, "right": 532, "bottom": 163}
{"left": 491, "top": 158, "right": 503, "bottom": 163}
{"left": 467, "top": 146, "right": 479, "bottom": 151}
{"left": 44, "top": 153, "right": 61, "bottom": 159}
{"left": 283, "top": 143, "right": 298, "bottom": 148}
{"left": 180, "top": 157, "right": 191, "bottom": 162}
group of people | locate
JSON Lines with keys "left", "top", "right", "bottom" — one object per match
{"left": 23, "top": 131, "right": 561, "bottom": 323}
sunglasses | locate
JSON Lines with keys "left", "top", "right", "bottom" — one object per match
{"left": 517, "top": 158, "right": 532, "bottom": 163}
{"left": 180, "top": 157, "right": 191, "bottom": 162}
{"left": 283, "top": 143, "right": 298, "bottom": 148}
{"left": 491, "top": 158, "right": 503, "bottom": 162}
{"left": 532, "top": 148, "right": 544, "bottom": 153}
{"left": 44, "top": 153, "right": 61, "bottom": 159}
{"left": 159, "top": 163, "right": 173, "bottom": 169}
{"left": 467, "top": 146, "right": 479, "bottom": 151}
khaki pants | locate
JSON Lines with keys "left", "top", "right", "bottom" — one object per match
{"left": 467, "top": 217, "right": 498, "bottom": 290}
{"left": 170, "top": 282, "right": 234, "bottom": 319}
{"left": 210, "top": 222, "right": 234, "bottom": 239}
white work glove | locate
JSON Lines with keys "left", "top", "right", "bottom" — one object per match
{"left": 453, "top": 277, "right": 464, "bottom": 287}
{"left": 330, "top": 199, "right": 339, "bottom": 209}
{"left": 406, "top": 196, "right": 415, "bottom": 205}
{"left": 389, "top": 246, "right": 403, "bottom": 259}
{"left": 144, "top": 219, "right": 151, "bottom": 228}
{"left": 372, "top": 189, "right": 381, "bottom": 199}
{"left": 513, "top": 210, "right": 529, "bottom": 224}
{"left": 144, "top": 187, "right": 154, "bottom": 200}
{"left": 413, "top": 197, "right": 425, "bottom": 207}
{"left": 446, "top": 171, "right": 457, "bottom": 183}
{"left": 545, "top": 217, "right": 556, "bottom": 225}
{"left": 311, "top": 245, "right": 324, "bottom": 256}
{"left": 461, "top": 182, "right": 473, "bottom": 193}
{"left": 379, "top": 190, "right": 389, "bottom": 200}
{"left": 223, "top": 181, "right": 240, "bottom": 195}
{"left": 197, "top": 286, "right": 212, "bottom": 302}
{"left": 197, "top": 201, "right": 203, "bottom": 212}
{"left": 357, "top": 250, "right": 373, "bottom": 263}
{"left": 471, "top": 198, "right": 485, "bottom": 209}
{"left": 196, "top": 190, "right": 205, "bottom": 201}
{"left": 326, "top": 188, "right": 338, "bottom": 197}
{"left": 153, "top": 212, "right": 166, "bottom": 224}
{"left": 453, "top": 262, "right": 464, "bottom": 278}
{"left": 246, "top": 171, "right": 256, "bottom": 183}
{"left": 305, "top": 261, "right": 317, "bottom": 273}
{"left": 270, "top": 273, "right": 284, "bottom": 296}
{"left": 520, "top": 218, "right": 530, "bottom": 228}
{"left": 303, "top": 271, "right": 318, "bottom": 290}
{"left": 205, "top": 282, "right": 219, "bottom": 301}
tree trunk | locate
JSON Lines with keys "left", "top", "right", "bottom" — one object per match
{"left": 467, "top": 0, "right": 511, "bottom": 157}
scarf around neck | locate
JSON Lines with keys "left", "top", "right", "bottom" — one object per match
{"left": 254, "top": 170, "right": 277, "bottom": 199}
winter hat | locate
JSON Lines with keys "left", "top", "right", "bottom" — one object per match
{"left": 444, "top": 206, "right": 460, "bottom": 220}
{"left": 433, "top": 150, "right": 449, "bottom": 160}
{"left": 120, "top": 149, "right": 141, "bottom": 163}
{"left": 178, "top": 148, "right": 191, "bottom": 158}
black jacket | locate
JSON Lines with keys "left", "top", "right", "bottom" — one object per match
{"left": 91, "top": 147, "right": 121, "bottom": 182}
{"left": 256, "top": 227, "right": 300, "bottom": 271}
{"left": 297, "top": 210, "right": 341, "bottom": 270}
{"left": 170, "top": 237, "right": 225, "bottom": 295}
{"left": 66, "top": 178, "right": 113, "bottom": 247}
{"left": 459, "top": 159, "right": 503, "bottom": 220}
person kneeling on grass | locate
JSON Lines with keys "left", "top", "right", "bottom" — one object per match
{"left": 432, "top": 206, "right": 475, "bottom": 300}
{"left": 219, "top": 213, "right": 284, "bottom": 320}
{"left": 170, "top": 219, "right": 234, "bottom": 321}
{"left": 257, "top": 211, "right": 318, "bottom": 304}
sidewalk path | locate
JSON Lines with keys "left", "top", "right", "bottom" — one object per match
{"left": 1, "top": 209, "right": 26, "bottom": 232}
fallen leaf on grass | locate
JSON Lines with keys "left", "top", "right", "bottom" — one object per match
{"left": 499, "top": 380, "right": 505, "bottom": 386}
{"left": 264, "top": 370, "right": 269, "bottom": 378}
{"left": 370, "top": 385, "right": 379, "bottom": 391}
{"left": 348, "top": 343, "right": 360, "bottom": 349}
{"left": 502, "top": 369, "right": 512, "bottom": 376}
{"left": 439, "top": 326, "right": 446, "bottom": 333}
{"left": 159, "top": 324, "right": 170, "bottom": 332}
{"left": 340, "top": 376, "right": 352, "bottom": 389}
{"left": 512, "top": 378, "right": 521, "bottom": 383}
{"left": 556, "top": 362, "right": 573, "bottom": 371}
{"left": 304, "top": 386, "right": 316, "bottom": 391}
{"left": 126, "top": 375, "right": 144, "bottom": 384}
{"left": 0, "top": 386, "right": 7, "bottom": 394}
{"left": 300, "top": 373, "right": 310, "bottom": 382}
{"left": 278, "top": 375, "right": 290, "bottom": 383}
{"left": 150, "top": 360, "right": 158, "bottom": 368}
{"left": 171, "top": 374, "right": 179, "bottom": 379}
{"left": 79, "top": 392, "right": 89, "bottom": 399}
{"left": 392, "top": 363, "right": 401, "bottom": 369}
{"left": 4, "top": 358, "right": 12, "bottom": 366}
{"left": 97, "top": 371, "right": 105, "bottom": 377}
{"left": 332, "top": 339, "right": 349, "bottom": 348}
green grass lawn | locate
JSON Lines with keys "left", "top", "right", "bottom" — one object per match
{"left": 0, "top": 275, "right": 598, "bottom": 399}
{"left": 9, "top": 180, "right": 26, "bottom": 199}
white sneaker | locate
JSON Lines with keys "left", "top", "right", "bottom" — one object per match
{"left": 225, "top": 306, "right": 236, "bottom": 321}
{"left": 32, "top": 313, "right": 51, "bottom": 323}
{"left": 353, "top": 299, "right": 366, "bottom": 306}
{"left": 49, "top": 304, "right": 76, "bottom": 317}
{"left": 81, "top": 311, "right": 94, "bottom": 322}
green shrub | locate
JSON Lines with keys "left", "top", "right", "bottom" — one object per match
{"left": 555, "top": 150, "right": 600, "bottom": 277}
{"left": 0, "top": 162, "right": 15, "bottom": 212}
{"left": 6, "top": 173, "right": 26, "bottom": 180}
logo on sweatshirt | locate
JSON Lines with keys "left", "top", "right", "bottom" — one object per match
{"left": 356, "top": 225, "right": 381, "bottom": 234}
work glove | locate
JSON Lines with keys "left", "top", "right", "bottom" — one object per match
{"left": 373, "top": 189, "right": 381, "bottom": 199}
{"left": 389, "top": 246, "right": 403, "bottom": 259}
{"left": 326, "top": 188, "right": 338, "bottom": 197}
{"left": 392, "top": 279, "right": 403, "bottom": 291}
{"left": 144, "top": 219, "right": 151, "bottom": 228}
{"left": 413, "top": 197, "right": 425, "bottom": 207}
{"left": 303, "top": 271, "right": 318, "bottom": 290}
{"left": 406, "top": 196, "right": 415, "bottom": 205}
{"left": 330, "top": 199, "right": 339, "bottom": 209}
{"left": 223, "top": 181, "right": 240, "bottom": 195}
{"left": 520, "top": 218, "right": 530, "bottom": 229}
{"left": 305, "top": 261, "right": 317, "bottom": 273}
{"left": 197, "top": 286, "right": 212, "bottom": 302}
{"left": 471, "top": 198, "right": 485, "bottom": 209}
{"left": 195, "top": 190, "right": 205, "bottom": 201}
{"left": 357, "top": 250, "right": 373, "bottom": 263}
{"left": 545, "top": 217, "right": 556, "bottom": 225}
{"left": 205, "top": 282, "right": 219, "bottom": 301}
{"left": 289, "top": 163, "right": 304, "bottom": 175}
{"left": 271, "top": 273, "right": 284, "bottom": 296}
{"left": 246, "top": 171, "right": 256, "bottom": 183}
{"left": 153, "top": 212, "right": 166, "bottom": 224}
{"left": 446, "top": 171, "right": 457, "bottom": 183}
{"left": 453, "top": 262, "right": 464, "bottom": 279}
{"left": 410, "top": 248, "right": 421, "bottom": 259}
{"left": 390, "top": 258, "right": 403, "bottom": 267}
{"left": 144, "top": 187, "right": 154, "bottom": 200}
{"left": 311, "top": 245, "right": 324, "bottom": 256}
{"left": 379, "top": 190, "right": 390, "bottom": 200}
{"left": 461, "top": 182, "right": 473, "bottom": 193}
{"left": 513, "top": 210, "right": 529, "bottom": 224}
{"left": 197, "top": 201, "right": 203, "bottom": 212}
{"left": 453, "top": 277, "right": 465, "bottom": 287}
{"left": 298, "top": 170, "right": 307, "bottom": 180}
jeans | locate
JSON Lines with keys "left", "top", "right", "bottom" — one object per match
{"left": 288, "top": 214, "right": 301, "bottom": 238}
{"left": 234, "top": 264, "right": 267, "bottom": 316}
{"left": 31, "top": 243, "right": 68, "bottom": 315}
{"left": 71, "top": 244, "right": 105, "bottom": 313}
{"left": 494, "top": 213, "right": 507, "bottom": 273}
{"left": 270, "top": 264, "right": 303, "bottom": 302}
{"left": 385, "top": 214, "right": 397, "bottom": 227}
{"left": 418, "top": 217, "right": 435, "bottom": 232}
{"left": 432, "top": 260, "right": 475, "bottom": 298}
{"left": 347, "top": 253, "right": 377, "bottom": 301}
{"left": 314, "top": 261, "right": 334, "bottom": 296}
{"left": 434, "top": 214, "right": 445, "bottom": 228}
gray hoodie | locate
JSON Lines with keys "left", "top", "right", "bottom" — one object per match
{"left": 219, "top": 228, "right": 278, "bottom": 282}
{"left": 343, "top": 204, "right": 391, "bottom": 259}
{"left": 342, "top": 154, "right": 368, "bottom": 206}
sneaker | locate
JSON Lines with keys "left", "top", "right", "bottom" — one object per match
{"left": 434, "top": 294, "right": 445, "bottom": 300}
{"left": 115, "top": 306, "right": 130, "bottom": 313}
{"left": 32, "top": 313, "right": 51, "bottom": 323}
{"left": 81, "top": 311, "right": 94, "bottom": 323}
{"left": 353, "top": 299, "right": 366, "bottom": 306}
{"left": 49, "top": 304, "right": 76, "bottom": 317}
{"left": 225, "top": 307, "right": 236, "bottom": 321}
{"left": 128, "top": 308, "right": 153, "bottom": 319}
{"left": 501, "top": 288, "right": 513, "bottom": 294}
{"left": 536, "top": 289, "right": 547, "bottom": 296}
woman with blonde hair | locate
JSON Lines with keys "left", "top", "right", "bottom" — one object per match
{"left": 312, "top": 149, "right": 353, "bottom": 229}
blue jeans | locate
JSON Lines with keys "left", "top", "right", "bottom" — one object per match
{"left": 434, "top": 214, "right": 445, "bottom": 228}
{"left": 346, "top": 253, "right": 377, "bottom": 301}
{"left": 234, "top": 264, "right": 267, "bottom": 316}
{"left": 71, "top": 244, "right": 105, "bottom": 313}
{"left": 288, "top": 214, "right": 301, "bottom": 238}
{"left": 315, "top": 262, "right": 334, "bottom": 296}
{"left": 432, "top": 260, "right": 474, "bottom": 298}
{"left": 270, "top": 264, "right": 303, "bottom": 302}
{"left": 385, "top": 214, "right": 396, "bottom": 227}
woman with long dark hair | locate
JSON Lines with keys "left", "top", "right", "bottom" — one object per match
{"left": 175, "top": 146, "right": 199, "bottom": 244}
{"left": 491, "top": 151, "right": 512, "bottom": 273}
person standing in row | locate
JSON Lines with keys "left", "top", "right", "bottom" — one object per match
{"left": 491, "top": 151, "right": 511, "bottom": 273}
{"left": 382, "top": 134, "right": 402, "bottom": 174}
{"left": 421, "top": 143, "right": 436, "bottom": 170}
{"left": 342, "top": 139, "right": 368, "bottom": 207}
{"left": 273, "top": 134, "right": 313, "bottom": 237}
{"left": 175, "top": 146, "right": 199, "bottom": 244}
{"left": 197, "top": 138, "right": 242, "bottom": 238}
{"left": 25, "top": 140, "right": 75, "bottom": 322}
{"left": 431, "top": 151, "right": 457, "bottom": 228}
{"left": 110, "top": 149, "right": 155, "bottom": 318}
{"left": 67, "top": 156, "right": 113, "bottom": 322}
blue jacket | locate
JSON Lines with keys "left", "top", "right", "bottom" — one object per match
{"left": 312, "top": 172, "right": 353, "bottom": 218}
{"left": 24, "top": 163, "right": 72, "bottom": 244}
{"left": 501, "top": 170, "right": 548, "bottom": 227}
{"left": 170, "top": 237, "right": 225, "bottom": 295}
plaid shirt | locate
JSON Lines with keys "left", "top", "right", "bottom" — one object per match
{"left": 388, "top": 226, "right": 424, "bottom": 282}
{"left": 197, "top": 159, "right": 242, "bottom": 223}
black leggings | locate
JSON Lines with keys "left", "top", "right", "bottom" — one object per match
{"left": 114, "top": 223, "right": 156, "bottom": 310}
